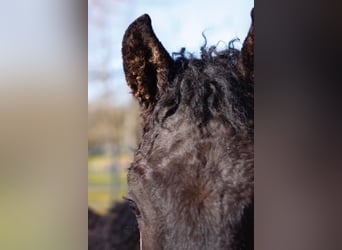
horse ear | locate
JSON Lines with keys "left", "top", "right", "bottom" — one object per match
{"left": 122, "top": 14, "right": 173, "bottom": 111}
{"left": 241, "top": 8, "right": 254, "bottom": 83}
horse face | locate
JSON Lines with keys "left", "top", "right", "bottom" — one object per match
{"left": 122, "top": 10, "right": 254, "bottom": 250}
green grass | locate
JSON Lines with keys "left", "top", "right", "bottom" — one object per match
{"left": 88, "top": 172, "right": 127, "bottom": 184}
{"left": 88, "top": 173, "right": 111, "bottom": 184}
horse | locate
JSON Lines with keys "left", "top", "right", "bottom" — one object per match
{"left": 122, "top": 9, "right": 254, "bottom": 249}
{"left": 88, "top": 203, "right": 140, "bottom": 250}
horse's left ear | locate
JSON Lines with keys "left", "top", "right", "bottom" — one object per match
{"left": 122, "top": 14, "right": 173, "bottom": 112}
{"left": 241, "top": 8, "right": 254, "bottom": 83}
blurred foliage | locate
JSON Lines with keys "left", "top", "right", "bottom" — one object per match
{"left": 88, "top": 100, "right": 141, "bottom": 155}
{"left": 88, "top": 100, "right": 141, "bottom": 213}
{"left": 88, "top": 153, "right": 133, "bottom": 214}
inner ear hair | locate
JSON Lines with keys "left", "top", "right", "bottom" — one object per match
{"left": 122, "top": 14, "right": 173, "bottom": 111}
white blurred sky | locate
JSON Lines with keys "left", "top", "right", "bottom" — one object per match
{"left": 88, "top": 0, "right": 254, "bottom": 105}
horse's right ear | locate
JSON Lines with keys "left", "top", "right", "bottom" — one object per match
{"left": 122, "top": 14, "right": 173, "bottom": 112}
{"left": 241, "top": 8, "right": 254, "bottom": 83}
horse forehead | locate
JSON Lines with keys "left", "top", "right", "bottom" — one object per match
{"left": 136, "top": 117, "right": 244, "bottom": 167}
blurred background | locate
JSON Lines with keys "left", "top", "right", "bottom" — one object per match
{"left": 88, "top": 0, "right": 254, "bottom": 214}
{"left": 2, "top": 1, "right": 341, "bottom": 249}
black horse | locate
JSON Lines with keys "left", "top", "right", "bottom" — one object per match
{"left": 122, "top": 9, "right": 254, "bottom": 250}
{"left": 88, "top": 203, "right": 140, "bottom": 250}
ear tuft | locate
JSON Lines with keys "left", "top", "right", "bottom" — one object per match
{"left": 122, "top": 14, "right": 173, "bottom": 111}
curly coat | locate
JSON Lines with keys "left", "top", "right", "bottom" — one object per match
{"left": 122, "top": 9, "right": 254, "bottom": 250}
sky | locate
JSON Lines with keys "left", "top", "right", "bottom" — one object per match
{"left": 88, "top": 0, "right": 254, "bottom": 106}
